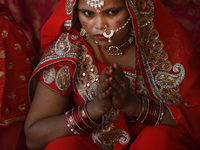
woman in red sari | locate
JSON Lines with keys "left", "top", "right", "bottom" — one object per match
{"left": 24, "top": 0, "right": 200, "bottom": 149}
{"left": 0, "top": 4, "right": 39, "bottom": 150}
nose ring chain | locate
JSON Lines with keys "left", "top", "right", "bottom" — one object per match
{"left": 103, "top": 26, "right": 114, "bottom": 43}
{"left": 103, "top": 16, "right": 131, "bottom": 43}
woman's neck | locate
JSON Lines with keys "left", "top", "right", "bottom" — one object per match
{"left": 85, "top": 37, "right": 137, "bottom": 69}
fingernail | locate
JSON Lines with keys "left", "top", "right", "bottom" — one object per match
{"left": 105, "top": 90, "right": 109, "bottom": 94}
{"left": 109, "top": 87, "right": 112, "bottom": 91}
{"left": 110, "top": 77, "right": 114, "bottom": 82}
{"left": 105, "top": 70, "right": 109, "bottom": 75}
{"left": 110, "top": 69, "right": 113, "bottom": 75}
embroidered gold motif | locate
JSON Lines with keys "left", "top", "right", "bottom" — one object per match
{"left": 56, "top": 65, "right": 71, "bottom": 91}
{"left": 5, "top": 107, "right": 9, "bottom": 115}
{"left": 26, "top": 58, "right": 31, "bottom": 64}
{"left": 43, "top": 67, "right": 55, "bottom": 84}
{"left": 19, "top": 75, "right": 26, "bottom": 82}
{"left": 8, "top": 93, "right": 16, "bottom": 99}
{"left": 26, "top": 41, "right": 31, "bottom": 48}
{"left": 75, "top": 43, "right": 100, "bottom": 101}
{"left": 7, "top": 62, "right": 14, "bottom": 70}
{"left": 66, "top": 0, "right": 74, "bottom": 15}
{"left": 155, "top": 63, "right": 185, "bottom": 104}
{"left": 0, "top": 50, "right": 5, "bottom": 58}
{"left": 14, "top": 43, "right": 21, "bottom": 51}
{"left": 70, "top": 34, "right": 79, "bottom": 40}
{"left": 92, "top": 108, "right": 130, "bottom": 150}
{"left": 1, "top": 30, "right": 8, "bottom": 38}
{"left": 128, "top": 0, "right": 185, "bottom": 105}
{"left": 19, "top": 104, "right": 26, "bottom": 111}
{"left": 64, "top": 20, "right": 72, "bottom": 27}
{"left": 55, "top": 33, "right": 71, "bottom": 55}
{"left": 124, "top": 71, "right": 137, "bottom": 93}
{"left": 0, "top": 71, "right": 4, "bottom": 79}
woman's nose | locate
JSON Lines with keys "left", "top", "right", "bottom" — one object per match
{"left": 94, "top": 16, "right": 106, "bottom": 30}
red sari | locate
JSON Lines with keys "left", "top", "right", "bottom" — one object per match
{"left": 29, "top": 0, "right": 200, "bottom": 149}
{"left": 0, "top": 4, "right": 39, "bottom": 150}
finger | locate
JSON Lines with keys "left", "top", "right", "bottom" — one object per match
{"left": 99, "top": 68, "right": 110, "bottom": 83}
{"left": 108, "top": 77, "right": 123, "bottom": 93}
{"left": 98, "top": 78, "right": 110, "bottom": 94}
{"left": 108, "top": 86, "right": 120, "bottom": 98}
{"left": 113, "top": 63, "right": 121, "bottom": 70}
{"left": 108, "top": 65, "right": 126, "bottom": 84}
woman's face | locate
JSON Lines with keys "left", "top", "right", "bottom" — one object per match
{"left": 77, "top": 0, "right": 132, "bottom": 47}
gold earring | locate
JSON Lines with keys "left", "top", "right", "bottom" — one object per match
{"left": 80, "top": 27, "right": 88, "bottom": 38}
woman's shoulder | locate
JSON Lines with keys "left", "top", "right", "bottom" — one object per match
{"left": 36, "top": 28, "right": 96, "bottom": 72}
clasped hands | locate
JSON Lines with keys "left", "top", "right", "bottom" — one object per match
{"left": 96, "top": 63, "right": 135, "bottom": 114}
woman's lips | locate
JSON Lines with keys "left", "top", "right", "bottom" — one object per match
{"left": 95, "top": 34, "right": 107, "bottom": 40}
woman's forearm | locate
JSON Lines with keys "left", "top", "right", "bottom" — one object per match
{"left": 25, "top": 114, "right": 73, "bottom": 150}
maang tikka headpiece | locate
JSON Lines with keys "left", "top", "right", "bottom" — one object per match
{"left": 87, "top": 0, "right": 104, "bottom": 9}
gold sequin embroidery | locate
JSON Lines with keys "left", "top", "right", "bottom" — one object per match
{"left": 26, "top": 41, "right": 31, "bottom": 48}
{"left": 92, "top": 108, "right": 130, "bottom": 150}
{"left": 55, "top": 33, "right": 71, "bottom": 56}
{"left": 19, "top": 75, "right": 26, "bottom": 82}
{"left": 8, "top": 93, "right": 16, "bottom": 99}
{"left": 14, "top": 43, "right": 21, "bottom": 51}
{"left": 19, "top": 104, "right": 26, "bottom": 111}
{"left": 5, "top": 107, "right": 9, "bottom": 115}
{"left": 1, "top": 30, "right": 8, "bottom": 38}
{"left": 7, "top": 62, "right": 14, "bottom": 70}
{"left": 43, "top": 67, "right": 55, "bottom": 84}
{"left": 66, "top": 0, "right": 73, "bottom": 15}
{"left": 56, "top": 65, "right": 71, "bottom": 91}
{"left": 0, "top": 71, "right": 4, "bottom": 79}
{"left": 0, "top": 50, "right": 5, "bottom": 58}
{"left": 26, "top": 58, "right": 31, "bottom": 64}
{"left": 128, "top": 0, "right": 186, "bottom": 105}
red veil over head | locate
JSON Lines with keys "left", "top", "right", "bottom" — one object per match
{"left": 39, "top": 0, "right": 200, "bottom": 148}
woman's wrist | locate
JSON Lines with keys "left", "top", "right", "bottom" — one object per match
{"left": 86, "top": 100, "right": 106, "bottom": 121}
{"left": 65, "top": 101, "right": 102, "bottom": 135}
{"left": 125, "top": 96, "right": 165, "bottom": 126}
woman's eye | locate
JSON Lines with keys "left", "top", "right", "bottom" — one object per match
{"left": 107, "top": 10, "right": 119, "bottom": 15}
{"left": 83, "top": 11, "right": 94, "bottom": 16}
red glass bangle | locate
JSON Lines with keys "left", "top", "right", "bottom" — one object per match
{"left": 78, "top": 104, "right": 92, "bottom": 128}
{"left": 155, "top": 102, "right": 165, "bottom": 125}
{"left": 148, "top": 100, "right": 160, "bottom": 126}
{"left": 141, "top": 98, "right": 155, "bottom": 125}
{"left": 137, "top": 96, "right": 149, "bottom": 123}
{"left": 78, "top": 102, "right": 101, "bottom": 128}
{"left": 73, "top": 106, "right": 87, "bottom": 132}
{"left": 66, "top": 109, "right": 81, "bottom": 134}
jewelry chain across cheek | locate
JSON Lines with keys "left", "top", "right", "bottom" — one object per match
{"left": 103, "top": 16, "right": 131, "bottom": 43}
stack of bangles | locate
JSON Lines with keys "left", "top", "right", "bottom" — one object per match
{"left": 65, "top": 101, "right": 101, "bottom": 134}
{"left": 126, "top": 96, "right": 165, "bottom": 126}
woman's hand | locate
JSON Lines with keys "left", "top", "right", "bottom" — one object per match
{"left": 107, "top": 63, "right": 136, "bottom": 113}
{"left": 96, "top": 67, "right": 113, "bottom": 113}
{"left": 86, "top": 67, "right": 113, "bottom": 121}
